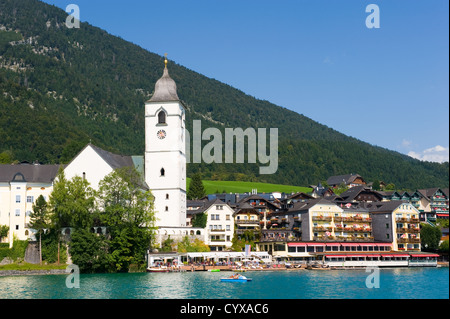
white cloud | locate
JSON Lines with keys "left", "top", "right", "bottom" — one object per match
{"left": 408, "top": 145, "right": 449, "bottom": 163}
{"left": 401, "top": 139, "right": 412, "bottom": 147}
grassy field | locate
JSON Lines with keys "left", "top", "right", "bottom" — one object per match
{"left": 187, "top": 178, "right": 312, "bottom": 195}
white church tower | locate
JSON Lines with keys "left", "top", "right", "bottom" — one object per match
{"left": 145, "top": 55, "right": 187, "bottom": 228}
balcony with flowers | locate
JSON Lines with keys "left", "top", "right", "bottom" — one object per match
{"left": 312, "top": 215, "right": 332, "bottom": 222}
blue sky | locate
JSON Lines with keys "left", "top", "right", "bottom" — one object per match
{"left": 43, "top": 0, "right": 449, "bottom": 163}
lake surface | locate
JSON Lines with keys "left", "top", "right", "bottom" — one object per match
{"left": 0, "top": 267, "right": 448, "bottom": 299}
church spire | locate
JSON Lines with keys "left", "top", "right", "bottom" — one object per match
{"left": 148, "top": 53, "right": 179, "bottom": 102}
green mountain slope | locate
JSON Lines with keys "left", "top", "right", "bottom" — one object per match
{"left": 0, "top": 0, "right": 448, "bottom": 189}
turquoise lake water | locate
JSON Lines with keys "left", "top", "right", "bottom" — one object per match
{"left": 0, "top": 267, "right": 448, "bottom": 299}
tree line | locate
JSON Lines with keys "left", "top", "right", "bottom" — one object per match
{"left": 29, "top": 167, "right": 156, "bottom": 273}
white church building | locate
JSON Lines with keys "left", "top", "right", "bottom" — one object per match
{"left": 0, "top": 57, "right": 203, "bottom": 246}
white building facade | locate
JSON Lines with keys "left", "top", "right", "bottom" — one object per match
{"left": 0, "top": 164, "right": 59, "bottom": 246}
{"left": 203, "top": 199, "right": 235, "bottom": 251}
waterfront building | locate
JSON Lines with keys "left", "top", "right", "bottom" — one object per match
{"left": 147, "top": 251, "right": 272, "bottom": 268}
{"left": 0, "top": 164, "right": 59, "bottom": 245}
{"left": 187, "top": 198, "right": 235, "bottom": 251}
{"left": 236, "top": 194, "right": 280, "bottom": 230}
{"left": 416, "top": 188, "right": 449, "bottom": 220}
{"left": 366, "top": 201, "right": 421, "bottom": 251}
{"left": 334, "top": 203, "right": 373, "bottom": 242}
{"left": 409, "top": 190, "right": 432, "bottom": 220}
{"left": 233, "top": 202, "right": 261, "bottom": 238}
{"left": 323, "top": 251, "right": 439, "bottom": 268}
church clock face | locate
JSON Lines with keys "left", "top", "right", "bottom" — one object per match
{"left": 157, "top": 130, "right": 167, "bottom": 139}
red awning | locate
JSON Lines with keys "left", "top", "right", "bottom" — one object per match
{"left": 375, "top": 243, "right": 392, "bottom": 246}
{"left": 325, "top": 255, "right": 347, "bottom": 258}
{"left": 341, "top": 243, "right": 360, "bottom": 246}
{"left": 437, "top": 213, "right": 448, "bottom": 217}
{"left": 325, "top": 243, "right": 341, "bottom": 246}
{"left": 307, "top": 243, "right": 325, "bottom": 246}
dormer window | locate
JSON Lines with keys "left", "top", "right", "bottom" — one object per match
{"left": 158, "top": 111, "right": 166, "bottom": 124}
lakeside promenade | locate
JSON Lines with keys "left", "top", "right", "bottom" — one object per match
{"left": 1, "top": 260, "right": 447, "bottom": 277}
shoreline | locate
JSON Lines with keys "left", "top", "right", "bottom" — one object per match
{"left": 1, "top": 262, "right": 447, "bottom": 277}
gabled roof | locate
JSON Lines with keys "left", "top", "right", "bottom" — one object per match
{"left": 187, "top": 198, "right": 228, "bottom": 215}
{"left": 417, "top": 188, "right": 448, "bottom": 200}
{"left": 0, "top": 164, "right": 62, "bottom": 183}
{"left": 286, "top": 192, "right": 314, "bottom": 200}
{"left": 89, "top": 144, "right": 135, "bottom": 170}
{"left": 237, "top": 194, "right": 280, "bottom": 209}
{"left": 273, "top": 198, "right": 337, "bottom": 216}
{"left": 338, "top": 186, "right": 383, "bottom": 202}
{"left": 362, "top": 200, "right": 409, "bottom": 213}
{"left": 397, "top": 191, "right": 411, "bottom": 197}
{"left": 326, "top": 173, "right": 364, "bottom": 186}
{"left": 236, "top": 202, "right": 254, "bottom": 210}
{"left": 67, "top": 144, "right": 148, "bottom": 190}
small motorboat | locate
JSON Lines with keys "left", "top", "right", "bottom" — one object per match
{"left": 147, "top": 266, "right": 169, "bottom": 273}
{"left": 208, "top": 269, "right": 220, "bottom": 272}
{"left": 220, "top": 273, "right": 252, "bottom": 282}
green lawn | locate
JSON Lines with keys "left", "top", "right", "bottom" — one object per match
{"left": 0, "top": 263, "right": 67, "bottom": 271}
{"left": 187, "top": 178, "right": 312, "bottom": 195}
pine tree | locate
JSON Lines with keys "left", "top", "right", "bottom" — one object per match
{"left": 187, "top": 173, "right": 206, "bottom": 200}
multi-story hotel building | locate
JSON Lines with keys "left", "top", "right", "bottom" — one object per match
{"left": 257, "top": 199, "right": 422, "bottom": 262}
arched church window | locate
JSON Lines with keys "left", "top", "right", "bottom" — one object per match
{"left": 160, "top": 168, "right": 165, "bottom": 176}
{"left": 158, "top": 111, "right": 166, "bottom": 124}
